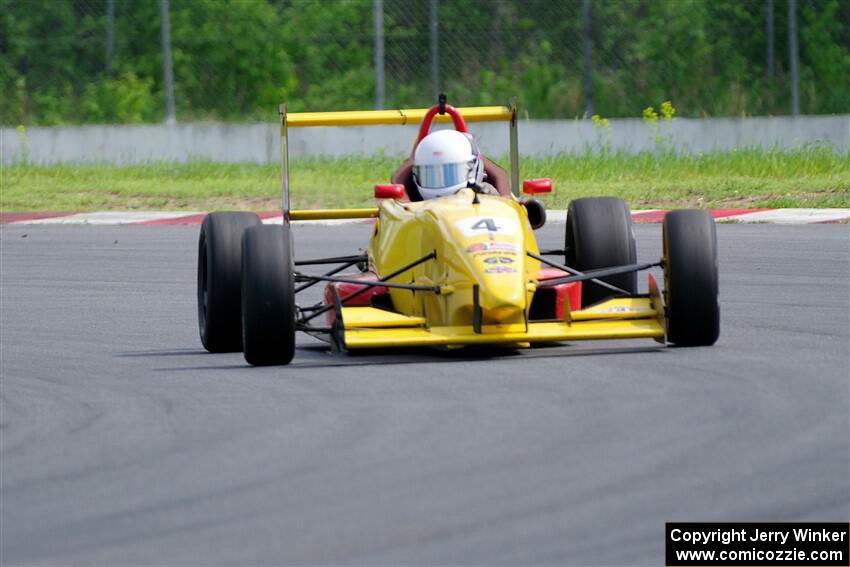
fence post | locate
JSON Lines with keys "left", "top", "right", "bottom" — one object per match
{"left": 788, "top": 0, "right": 800, "bottom": 116}
{"left": 374, "top": 0, "right": 385, "bottom": 110}
{"left": 430, "top": 0, "right": 439, "bottom": 98}
{"left": 766, "top": 0, "right": 774, "bottom": 77}
{"left": 582, "top": 0, "right": 593, "bottom": 117}
{"left": 105, "top": 0, "right": 115, "bottom": 77}
{"left": 159, "top": 0, "right": 176, "bottom": 124}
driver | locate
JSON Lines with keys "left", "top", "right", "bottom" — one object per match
{"left": 390, "top": 129, "right": 511, "bottom": 201}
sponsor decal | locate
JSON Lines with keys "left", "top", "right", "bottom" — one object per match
{"left": 483, "top": 256, "right": 514, "bottom": 264}
{"left": 473, "top": 250, "right": 517, "bottom": 258}
{"left": 465, "top": 242, "right": 519, "bottom": 253}
{"left": 594, "top": 305, "right": 650, "bottom": 314}
{"left": 483, "top": 266, "right": 517, "bottom": 274}
{"left": 456, "top": 216, "right": 516, "bottom": 236}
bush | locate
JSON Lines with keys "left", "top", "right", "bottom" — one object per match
{"left": 80, "top": 73, "right": 158, "bottom": 124}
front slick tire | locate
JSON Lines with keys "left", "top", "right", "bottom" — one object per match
{"left": 565, "top": 196, "right": 637, "bottom": 306}
{"left": 663, "top": 209, "right": 720, "bottom": 346}
{"left": 241, "top": 224, "right": 296, "bottom": 366}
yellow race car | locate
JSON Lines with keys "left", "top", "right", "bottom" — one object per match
{"left": 197, "top": 98, "right": 719, "bottom": 366}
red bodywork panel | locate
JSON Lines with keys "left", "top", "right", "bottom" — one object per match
{"left": 324, "top": 272, "right": 389, "bottom": 325}
{"left": 534, "top": 267, "right": 582, "bottom": 319}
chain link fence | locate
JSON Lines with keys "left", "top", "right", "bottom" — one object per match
{"left": 2, "top": 0, "right": 848, "bottom": 126}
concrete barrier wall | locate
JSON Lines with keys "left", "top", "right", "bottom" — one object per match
{"left": 2, "top": 115, "right": 847, "bottom": 165}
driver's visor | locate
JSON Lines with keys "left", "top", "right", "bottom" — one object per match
{"left": 412, "top": 161, "right": 472, "bottom": 189}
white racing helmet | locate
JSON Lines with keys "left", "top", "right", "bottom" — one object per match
{"left": 412, "top": 129, "right": 484, "bottom": 199}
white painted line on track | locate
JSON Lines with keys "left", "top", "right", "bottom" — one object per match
{"left": 20, "top": 211, "right": 202, "bottom": 225}
{"left": 725, "top": 208, "right": 850, "bottom": 224}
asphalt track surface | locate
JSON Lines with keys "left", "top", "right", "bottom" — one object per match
{"left": 2, "top": 222, "right": 848, "bottom": 565}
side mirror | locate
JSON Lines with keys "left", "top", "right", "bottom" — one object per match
{"left": 522, "top": 178, "right": 552, "bottom": 195}
{"left": 521, "top": 198, "right": 547, "bottom": 230}
{"left": 374, "top": 183, "right": 406, "bottom": 200}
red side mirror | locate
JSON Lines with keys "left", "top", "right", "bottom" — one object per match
{"left": 374, "top": 183, "right": 406, "bottom": 200}
{"left": 522, "top": 178, "right": 552, "bottom": 194}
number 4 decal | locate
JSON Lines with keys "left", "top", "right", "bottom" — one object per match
{"left": 457, "top": 216, "right": 515, "bottom": 236}
{"left": 471, "top": 218, "right": 500, "bottom": 232}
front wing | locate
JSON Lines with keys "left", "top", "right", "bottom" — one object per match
{"left": 336, "top": 296, "right": 666, "bottom": 349}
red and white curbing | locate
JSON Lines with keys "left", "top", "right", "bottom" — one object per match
{"left": 2, "top": 208, "right": 848, "bottom": 226}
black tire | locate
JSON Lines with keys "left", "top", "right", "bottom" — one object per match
{"left": 663, "top": 209, "right": 720, "bottom": 346}
{"left": 565, "top": 196, "right": 637, "bottom": 306}
{"left": 241, "top": 224, "right": 296, "bottom": 366}
{"left": 197, "top": 212, "right": 262, "bottom": 352}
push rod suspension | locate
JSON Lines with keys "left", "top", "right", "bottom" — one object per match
{"left": 300, "top": 251, "right": 437, "bottom": 323}
{"left": 528, "top": 251, "right": 635, "bottom": 295}
{"left": 295, "top": 323, "right": 333, "bottom": 333}
{"left": 537, "top": 260, "right": 661, "bottom": 288}
{"left": 294, "top": 258, "right": 362, "bottom": 294}
{"left": 295, "top": 273, "right": 439, "bottom": 293}
{"left": 294, "top": 254, "right": 367, "bottom": 266}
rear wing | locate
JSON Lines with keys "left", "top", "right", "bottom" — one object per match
{"left": 278, "top": 102, "right": 519, "bottom": 221}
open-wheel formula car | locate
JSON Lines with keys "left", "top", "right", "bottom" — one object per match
{"left": 197, "top": 97, "right": 719, "bottom": 366}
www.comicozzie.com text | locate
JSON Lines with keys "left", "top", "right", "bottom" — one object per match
{"left": 674, "top": 547, "right": 844, "bottom": 563}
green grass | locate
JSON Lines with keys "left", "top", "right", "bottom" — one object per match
{"left": 2, "top": 148, "right": 848, "bottom": 212}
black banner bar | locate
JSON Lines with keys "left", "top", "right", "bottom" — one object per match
{"left": 666, "top": 522, "right": 849, "bottom": 566}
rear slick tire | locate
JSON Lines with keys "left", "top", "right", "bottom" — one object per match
{"left": 663, "top": 209, "right": 720, "bottom": 346}
{"left": 241, "top": 224, "right": 296, "bottom": 366}
{"left": 565, "top": 196, "right": 637, "bottom": 306}
{"left": 197, "top": 211, "right": 262, "bottom": 352}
